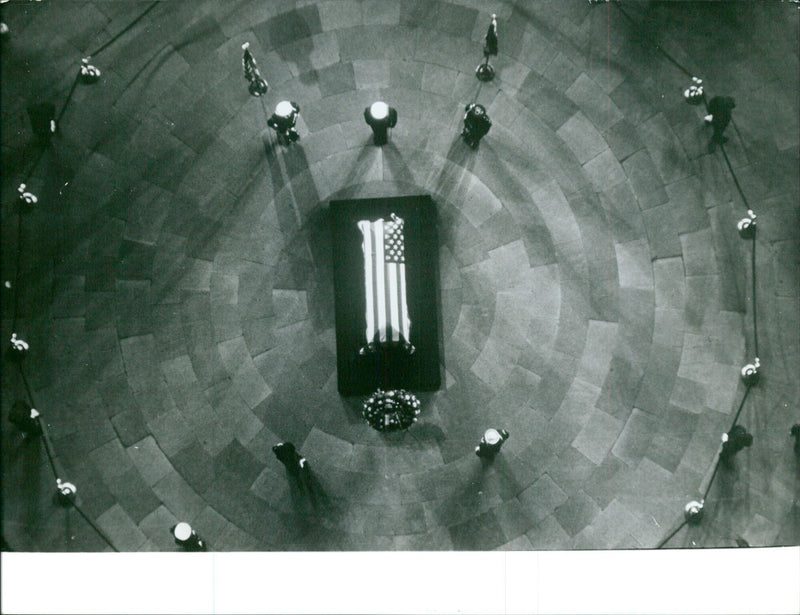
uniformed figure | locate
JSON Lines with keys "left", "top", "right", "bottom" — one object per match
{"left": 268, "top": 100, "right": 300, "bottom": 145}
{"left": 475, "top": 428, "right": 509, "bottom": 460}
{"left": 683, "top": 77, "right": 704, "bottom": 105}
{"left": 740, "top": 358, "right": 760, "bottom": 386}
{"left": 79, "top": 57, "right": 101, "bottom": 84}
{"left": 241, "top": 41, "right": 268, "bottom": 96}
{"left": 171, "top": 522, "right": 207, "bottom": 551}
{"left": 55, "top": 478, "right": 77, "bottom": 506}
{"left": 9, "top": 333, "right": 29, "bottom": 359}
{"left": 705, "top": 95, "right": 736, "bottom": 151}
{"left": 484, "top": 14, "right": 498, "bottom": 57}
{"left": 737, "top": 210, "right": 757, "bottom": 239}
{"left": 462, "top": 103, "right": 492, "bottom": 149}
{"left": 790, "top": 423, "right": 800, "bottom": 454}
{"left": 17, "top": 183, "right": 38, "bottom": 207}
{"left": 26, "top": 102, "right": 57, "bottom": 143}
{"left": 719, "top": 425, "right": 753, "bottom": 466}
{"left": 8, "top": 401, "right": 42, "bottom": 438}
{"left": 364, "top": 101, "right": 397, "bottom": 146}
{"left": 272, "top": 441, "right": 308, "bottom": 475}
{"left": 684, "top": 500, "right": 704, "bottom": 524}
{"left": 476, "top": 14, "right": 498, "bottom": 81}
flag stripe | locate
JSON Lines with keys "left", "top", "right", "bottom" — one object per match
{"left": 398, "top": 262, "right": 409, "bottom": 339}
{"left": 374, "top": 218, "right": 386, "bottom": 340}
{"left": 359, "top": 215, "right": 412, "bottom": 347}
{"left": 387, "top": 264, "right": 399, "bottom": 341}
{"left": 359, "top": 220, "right": 375, "bottom": 343}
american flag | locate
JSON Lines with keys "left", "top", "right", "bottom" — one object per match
{"left": 357, "top": 213, "right": 411, "bottom": 346}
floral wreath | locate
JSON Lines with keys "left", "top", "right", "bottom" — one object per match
{"left": 362, "top": 389, "right": 421, "bottom": 432}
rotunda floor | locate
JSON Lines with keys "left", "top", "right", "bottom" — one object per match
{"left": 1, "top": 0, "right": 798, "bottom": 553}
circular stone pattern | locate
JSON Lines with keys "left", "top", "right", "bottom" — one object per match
{"left": 0, "top": 1, "right": 797, "bottom": 554}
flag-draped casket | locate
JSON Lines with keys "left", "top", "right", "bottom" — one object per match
{"left": 357, "top": 213, "right": 412, "bottom": 350}
{"left": 330, "top": 195, "right": 440, "bottom": 395}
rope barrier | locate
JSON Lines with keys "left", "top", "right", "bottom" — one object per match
{"left": 3, "top": 0, "right": 777, "bottom": 554}
{"left": 613, "top": 3, "right": 694, "bottom": 78}
{"left": 655, "top": 519, "right": 688, "bottom": 549}
{"left": 86, "top": 1, "right": 160, "bottom": 58}
{"left": 751, "top": 235, "right": 759, "bottom": 357}
{"left": 719, "top": 144, "right": 754, "bottom": 211}
{"left": 3, "top": 2, "right": 169, "bottom": 553}
{"left": 611, "top": 1, "right": 769, "bottom": 549}
{"left": 17, "top": 362, "right": 120, "bottom": 551}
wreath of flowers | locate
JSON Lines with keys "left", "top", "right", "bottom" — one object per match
{"left": 362, "top": 389, "right": 421, "bottom": 432}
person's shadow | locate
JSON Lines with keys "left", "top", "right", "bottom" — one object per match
{"left": 285, "top": 465, "right": 337, "bottom": 518}
{"left": 265, "top": 8, "right": 318, "bottom": 85}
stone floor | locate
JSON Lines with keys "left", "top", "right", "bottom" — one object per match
{"left": 1, "top": 0, "right": 798, "bottom": 552}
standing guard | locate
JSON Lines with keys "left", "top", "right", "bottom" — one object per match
{"left": 364, "top": 101, "right": 397, "bottom": 146}
{"left": 461, "top": 103, "right": 492, "bottom": 149}
{"left": 26, "top": 102, "right": 57, "bottom": 143}
{"left": 267, "top": 100, "right": 301, "bottom": 145}
{"left": 272, "top": 441, "right": 309, "bottom": 476}
{"left": 475, "top": 428, "right": 509, "bottom": 460}
{"left": 476, "top": 14, "right": 498, "bottom": 81}
{"left": 55, "top": 479, "right": 77, "bottom": 506}
{"left": 241, "top": 41, "right": 268, "bottom": 96}
{"left": 8, "top": 401, "right": 42, "bottom": 439}
{"left": 719, "top": 425, "right": 753, "bottom": 466}
{"left": 170, "top": 522, "right": 207, "bottom": 551}
{"left": 9, "top": 333, "right": 29, "bottom": 360}
{"left": 79, "top": 58, "right": 101, "bottom": 84}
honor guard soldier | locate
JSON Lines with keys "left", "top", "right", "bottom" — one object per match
{"left": 9, "top": 333, "right": 29, "bottom": 359}
{"left": 476, "top": 14, "right": 498, "bottom": 81}
{"left": 475, "top": 428, "right": 509, "bottom": 460}
{"left": 17, "top": 183, "right": 38, "bottom": 208}
{"left": 79, "top": 58, "right": 101, "bottom": 84}
{"left": 56, "top": 479, "right": 77, "bottom": 506}
{"left": 719, "top": 425, "right": 753, "bottom": 466}
{"left": 705, "top": 95, "right": 736, "bottom": 152}
{"left": 272, "top": 441, "right": 309, "bottom": 476}
{"left": 241, "top": 41, "right": 268, "bottom": 96}
{"left": 26, "top": 102, "right": 57, "bottom": 144}
{"left": 171, "top": 522, "right": 207, "bottom": 551}
{"left": 268, "top": 100, "right": 300, "bottom": 145}
{"left": 8, "top": 401, "right": 42, "bottom": 439}
{"left": 462, "top": 103, "right": 492, "bottom": 149}
{"left": 364, "top": 101, "right": 397, "bottom": 146}
{"left": 791, "top": 423, "right": 800, "bottom": 455}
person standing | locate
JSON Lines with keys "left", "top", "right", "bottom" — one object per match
{"left": 475, "top": 428, "right": 509, "bottom": 460}
{"left": 705, "top": 96, "right": 736, "bottom": 152}
{"left": 170, "top": 522, "right": 207, "bottom": 551}
{"left": 241, "top": 41, "right": 268, "bottom": 96}
{"left": 364, "top": 101, "right": 397, "bottom": 146}
{"left": 461, "top": 103, "right": 492, "bottom": 149}
{"left": 26, "top": 102, "right": 57, "bottom": 144}
{"left": 272, "top": 441, "right": 308, "bottom": 475}
{"left": 484, "top": 14, "right": 498, "bottom": 57}
{"left": 476, "top": 14, "right": 498, "bottom": 81}
{"left": 55, "top": 478, "right": 77, "bottom": 506}
{"left": 79, "top": 58, "right": 101, "bottom": 84}
{"left": 9, "top": 333, "right": 29, "bottom": 360}
{"left": 8, "top": 401, "right": 41, "bottom": 438}
{"left": 268, "top": 100, "right": 300, "bottom": 145}
{"left": 719, "top": 424, "right": 753, "bottom": 466}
